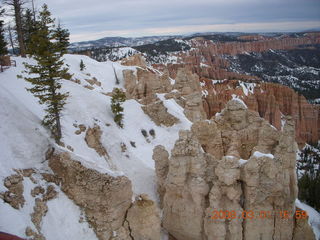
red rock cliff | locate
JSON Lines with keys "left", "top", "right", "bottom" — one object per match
{"left": 153, "top": 33, "right": 320, "bottom": 81}
{"left": 201, "top": 79, "right": 319, "bottom": 147}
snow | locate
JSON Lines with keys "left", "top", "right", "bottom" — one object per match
{"left": 0, "top": 58, "right": 50, "bottom": 179}
{"left": 202, "top": 90, "right": 209, "bottom": 97}
{"left": 0, "top": 178, "right": 37, "bottom": 237}
{"left": 4, "top": 52, "right": 317, "bottom": 240}
{"left": 253, "top": 151, "right": 274, "bottom": 159}
{"left": 239, "top": 159, "right": 248, "bottom": 165}
{"left": 200, "top": 63, "right": 210, "bottom": 68}
{"left": 42, "top": 190, "right": 98, "bottom": 240}
{"left": 0, "top": 53, "right": 194, "bottom": 238}
{"left": 231, "top": 94, "right": 248, "bottom": 108}
{"left": 239, "top": 81, "right": 256, "bottom": 96}
{"left": 296, "top": 199, "right": 320, "bottom": 240}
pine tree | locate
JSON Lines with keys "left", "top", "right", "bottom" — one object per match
{"left": 54, "top": 21, "right": 69, "bottom": 56}
{"left": 0, "top": 7, "right": 7, "bottom": 56}
{"left": 111, "top": 88, "right": 126, "bottom": 128}
{"left": 22, "top": 8, "right": 37, "bottom": 54}
{"left": 19, "top": 4, "right": 69, "bottom": 143}
{"left": 80, "top": 59, "right": 85, "bottom": 71}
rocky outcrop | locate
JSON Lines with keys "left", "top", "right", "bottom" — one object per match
{"left": 154, "top": 99, "right": 315, "bottom": 240}
{"left": 152, "top": 146, "right": 169, "bottom": 207}
{"left": 121, "top": 54, "right": 147, "bottom": 68}
{"left": 123, "top": 64, "right": 206, "bottom": 123}
{"left": 47, "top": 151, "right": 161, "bottom": 240}
{"left": 142, "top": 100, "right": 179, "bottom": 127}
{"left": 30, "top": 198, "right": 48, "bottom": 240}
{"left": 0, "top": 174, "right": 25, "bottom": 209}
{"left": 85, "top": 124, "right": 109, "bottom": 157}
{"left": 293, "top": 207, "right": 317, "bottom": 240}
{"left": 126, "top": 194, "right": 161, "bottom": 240}
{"left": 85, "top": 77, "right": 102, "bottom": 87}
{"left": 48, "top": 152, "right": 133, "bottom": 240}
{"left": 202, "top": 79, "right": 320, "bottom": 146}
{"left": 123, "top": 67, "right": 172, "bottom": 102}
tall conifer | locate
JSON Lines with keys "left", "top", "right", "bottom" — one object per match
{"left": 54, "top": 22, "right": 69, "bottom": 55}
{"left": 22, "top": 8, "right": 37, "bottom": 53}
{"left": 20, "top": 4, "right": 69, "bottom": 142}
{"left": 0, "top": 7, "right": 7, "bottom": 56}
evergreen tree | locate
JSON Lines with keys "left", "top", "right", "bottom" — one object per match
{"left": 297, "top": 143, "right": 320, "bottom": 211}
{"left": 19, "top": 4, "right": 69, "bottom": 142}
{"left": 80, "top": 59, "right": 85, "bottom": 71}
{"left": 54, "top": 21, "right": 69, "bottom": 56}
{"left": 0, "top": 7, "right": 7, "bottom": 56}
{"left": 22, "top": 8, "right": 37, "bottom": 53}
{"left": 111, "top": 88, "right": 126, "bottom": 128}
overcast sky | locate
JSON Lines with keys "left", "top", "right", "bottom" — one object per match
{"left": 18, "top": 0, "right": 320, "bottom": 42}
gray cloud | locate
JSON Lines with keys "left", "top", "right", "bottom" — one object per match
{"left": 28, "top": 0, "right": 320, "bottom": 41}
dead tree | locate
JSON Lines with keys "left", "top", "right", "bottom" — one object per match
{"left": 7, "top": 23, "right": 16, "bottom": 54}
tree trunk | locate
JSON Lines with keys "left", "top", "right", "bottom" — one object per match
{"left": 13, "top": 0, "right": 26, "bottom": 57}
{"left": 50, "top": 80, "right": 62, "bottom": 143}
{"left": 54, "top": 110, "right": 62, "bottom": 143}
{"left": 31, "top": 0, "right": 36, "bottom": 21}
{"left": 8, "top": 24, "right": 16, "bottom": 55}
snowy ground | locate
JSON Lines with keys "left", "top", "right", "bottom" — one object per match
{"left": 0, "top": 54, "right": 190, "bottom": 239}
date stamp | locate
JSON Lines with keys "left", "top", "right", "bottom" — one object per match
{"left": 211, "top": 210, "right": 308, "bottom": 220}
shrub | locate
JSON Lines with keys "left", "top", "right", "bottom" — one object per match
{"left": 111, "top": 88, "right": 126, "bottom": 128}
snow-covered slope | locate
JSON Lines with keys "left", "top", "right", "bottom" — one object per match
{"left": 1, "top": 53, "right": 319, "bottom": 239}
{"left": 0, "top": 54, "right": 191, "bottom": 239}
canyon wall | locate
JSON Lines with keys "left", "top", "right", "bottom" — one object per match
{"left": 201, "top": 79, "right": 320, "bottom": 146}
{"left": 153, "top": 33, "right": 320, "bottom": 80}
{"left": 192, "top": 33, "right": 320, "bottom": 56}
{"left": 122, "top": 57, "right": 319, "bottom": 146}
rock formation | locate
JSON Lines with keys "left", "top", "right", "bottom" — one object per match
{"left": 122, "top": 53, "right": 319, "bottom": 146}
{"left": 123, "top": 60, "right": 206, "bottom": 123}
{"left": 0, "top": 174, "right": 25, "bottom": 209}
{"left": 142, "top": 100, "right": 179, "bottom": 127}
{"left": 201, "top": 79, "right": 320, "bottom": 146}
{"left": 48, "top": 151, "right": 133, "bottom": 240}
{"left": 47, "top": 151, "right": 161, "bottom": 240}
{"left": 121, "top": 54, "right": 148, "bottom": 68}
{"left": 293, "top": 207, "right": 317, "bottom": 240}
{"left": 123, "top": 67, "right": 172, "bottom": 102}
{"left": 153, "top": 33, "right": 320, "bottom": 81}
{"left": 126, "top": 194, "right": 161, "bottom": 240}
{"left": 85, "top": 124, "right": 109, "bottom": 157}
{"left": 153, "top": 99, "right": 315, "bottom": 240}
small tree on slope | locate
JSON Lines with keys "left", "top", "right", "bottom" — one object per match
{"left": 80, "top": 59, "right": 85, "bottom": 71}
{"left": 111, "top": 88, "right": 126, "bottom": 128}
{"left": 20, "top": 4, "right": 69, "bottom": 143}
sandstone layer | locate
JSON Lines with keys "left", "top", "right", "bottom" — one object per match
{"left": 153, "top": 33, "right": 320, "bottom": 81}
{"left": 153, "top": 99, "right": 315, "bottom": 240}
{"left": 201, "top": 79, "right": 320, "bottom": 146}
